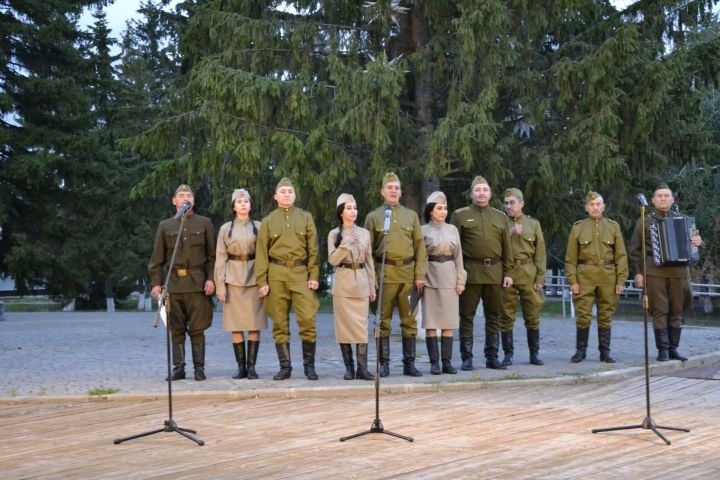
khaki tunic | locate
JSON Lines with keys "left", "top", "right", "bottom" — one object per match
{"left": 148, "top": 212, "right": 216, "bottom": 339}
{"left": 629, "top": 211, "right": 693, "bottom": 329}
{"left": 215, "top": 219, "right": 267, "bottom": 331}
{"left": 421, "top": 222, "right": 466, "bottom": 330}
{"left": 565, "top": 217, "right": 629, "bottom": 328}
{"left": 502, "top": 214, "right": 546, "bottom": 331}
{"left": 255, "top": 206, "right": 319, "bottom": 343}
{"left": 328, "top": 225, "right": 376, "bottom": 343}
{"left": 364, "top": 204, "right": 428, "bottom": 337}
{"left": 450, "top": 204, "right": 513, "bottom": 336}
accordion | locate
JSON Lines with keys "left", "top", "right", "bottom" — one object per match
{"left": 649, "top": 215, "right": 699, "bottom": 266}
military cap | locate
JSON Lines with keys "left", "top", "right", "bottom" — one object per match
{"left": 426, "top": 191, "right": 447, "bottom": 205}
{"left": 174, "top": 184, "right": 192, "bottom": 195}
{"left": 336, "top": 193, "right": 356, "bottom": 207}
{"left": 231, "top": 188, "right": 251, "bottom": 203}
{"left": 382, "top": 171, "right": 401, "bottom": 186}
{"left": 654, "top": 182, "right": 671, "bottom": 193}
{"left": 275, "top": 177, "right": 294, "bottom": 191}
{"left": 585, "top": 191, "right": 602, "bottom": 204}
{"left": 503, "top": 188, "right": 523, "bottom": 201}
{"left": 471, "top": 176, "right": 489, "bottom": 188}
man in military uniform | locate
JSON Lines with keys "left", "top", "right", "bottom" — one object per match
{"left": 364, "top": 172, "right": 427, "bottom": 377}
{"left": 256, "top": 177, "right": 320, "bottom": 380}
{"left": 149, "top": 184, "right": 216, "bottom": 381}
{"left": 450, "top": 176, "right": 514, "bottom": 370}
{"left": 500, "top": 188, "right": 546, "bottom": 367}
{"left": 629, "top": 183, "right": 702, "bottom": 362}
{"left": 565, "top": 192, "right": 628, "bottom": 363}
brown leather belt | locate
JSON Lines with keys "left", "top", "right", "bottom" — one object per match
{"left": 379, "top": 257, "right": 414, "bottom": 267}
{"left": 270, "top": 257, "right": 308, "bottom": 268}
{"left": 428, "top": 254, "right": 454, "bottom": 263}
{"left": 515, "top": 258, "right": 534, "bottom": 265}
{"left": 337, "top": 262, "right": 366, "bottom": 270}
{"left": 173, "top": 266, "right": 204, "bottom": 277}
{"left": 578, "top": 260, "right": 615, "bottom": 266}
{"left": 464, "top": 257, "right": 502, "bottom": 266}
{"left": 228, "top": 253, "right": 255, "bottom": 261}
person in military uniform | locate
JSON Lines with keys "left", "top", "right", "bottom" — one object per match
{"left": 629, "top": 183, "right": 702, "bottom": 362}
{"left": 214, "top": 189, "right": 266, "bottom": 380}
{"left": 364, "top": 172, "right": 428, "bottom": 377}
{"left": 500, "top": 188, "right": 546, "bottom": 367}
{"left": 565, "top": 192, "right": 628, "bottom": 363}
{"left": 149, "top": 184, "right": 216, "bottom": 381}
{"left": 421, "top": 191, "right": 466, "bottom": 375}
{"left": 450, "top": 176, "right": 514, "bottom": 370}
{"left": 328, "top": 193, "right": 376, "bottom": 381}
{"left": 255, "top": 178, "right": 320, "bottom": 380}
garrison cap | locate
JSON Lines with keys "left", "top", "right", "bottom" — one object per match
{"left": 382, "top": 171, "right": 401, "bottom": 186}
{"left": 503, "top": 188, "right": 523, "bottom": 201}
{"left": 174, "top": 184, "right": 192, "bottom": 195}
{"left": 231, "top": 188, "right": 251, "bottom": 204}
{"left": 275, "top": 177, "right": 294, "bottom": 191}
{"left": 426, "top": 191, "right": 447, "bottom": 205}
{"left": 654, "top": 182, "right": 671, "bottom": 193}
{"left": 336, "top": 193, "right": 356, "bottom": 207}
{"left": 585, "top": 191, "right": 602, "bottom": 204}
{"left": 471, "top": 176, "right": 489, "bottom": 188}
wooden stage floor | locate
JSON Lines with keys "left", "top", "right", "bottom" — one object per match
{"left": 2, "top": 375, "right": 719, "bottom": 479}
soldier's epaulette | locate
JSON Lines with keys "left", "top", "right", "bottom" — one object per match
{"left": 572, "top": 219, "right": 583, "bottom": 226}
{"left": 491, "top": 207, "right": 504, "bottom": 215}
{"left": 455, "top": 206, "right": 470, "bottom": 213}
{"left": 607, "top": 218, "right": 618, "bottom": 225}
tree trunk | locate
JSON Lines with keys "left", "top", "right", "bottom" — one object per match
{"left": 105, "top": 277, "right": 115, "bottom": 313}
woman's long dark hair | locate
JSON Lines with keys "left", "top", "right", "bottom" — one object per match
{"left": 228, "top": 197, "right": 258, "bottom": 239}
{"left": 333, "top": 203, "right": 345, "bottom": 248}
{"left": 423, "top": 202, "right": 437, "bottom": 224}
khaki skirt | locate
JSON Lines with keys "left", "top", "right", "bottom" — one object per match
{"left": 421, "top": 287, "right": 460, "bottom": 330}
{"left": 333, "top": 295, "right": 369, "bottom": 344}
{"left": 223, "top": 284, "right": 267, "bottom": 331}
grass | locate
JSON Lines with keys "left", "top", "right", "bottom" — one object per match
{"left": 500, "top": 373, "right": 528, "bottom": 381}
{"left": 8, "top": 387, "right": 17, "bottom": 397}
{"left": 88, "top": 387, "right": 119, "bottom": 396}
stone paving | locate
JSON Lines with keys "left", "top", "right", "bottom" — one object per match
{"left": 1, "top": 310, "right": 719, "bottom": 400}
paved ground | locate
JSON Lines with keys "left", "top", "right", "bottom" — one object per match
{"left": 1, "top": 310, "right": 719, "bottom": 400}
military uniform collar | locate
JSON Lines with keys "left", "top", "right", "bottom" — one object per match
{"left": 511, "top": 213, "right": 525, "bottom": 222}
{"left": 653, "top": 209, "right": 670, "bottom": 218}
{"left": 470, "top": 203, "right": 489, "bottom": 212}
{"left": 279, "top": 205, "right": 296, "bottom": 213}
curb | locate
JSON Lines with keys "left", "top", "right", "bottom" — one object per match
{"left": 2, "top": 352, "right": 718, "bottom": 405}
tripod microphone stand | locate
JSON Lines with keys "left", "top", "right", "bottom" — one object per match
{"left": 114, "top": 209, "right": 204, "bottom": 446}
{"left": 340, "top": 207, "right": 413, "bottom": 442}
{"left": 591, "top": 194, "right": 689, "bottom": 445}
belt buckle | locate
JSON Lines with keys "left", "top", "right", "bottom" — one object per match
{"left": 483, "top": 259, "right": 492, "bottom": 266}
{"left": 177, "top": 268, "right": 188, "bottom": 277}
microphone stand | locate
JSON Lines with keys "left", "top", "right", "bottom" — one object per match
{"left": 114, "top": 211, "right": 204, "bottom": 446}
{"left": 340, "top": 210, "right": 413, "bottom": 442}
{"left": 591, "top": 197, "right": 689, "bottom": 445}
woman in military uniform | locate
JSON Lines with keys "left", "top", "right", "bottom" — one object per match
{"left": 215, "top": 189, "right": 267, "bottom": 379}
{"left": 421, "top": 191, "right": 466, "bottom": 374}
{"left": 328, "top": 193, "right": 376, "bottom": 380}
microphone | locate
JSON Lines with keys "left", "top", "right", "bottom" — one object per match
{"left": 175, "top": 201, "right": 192, "bottom": 219}
{"left": 383, "top": 205, "right": 392, "bottom": 232}
{"left": 636, "top": 193, "right": 648, "bottom": 207}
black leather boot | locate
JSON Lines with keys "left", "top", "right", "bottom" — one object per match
{"left": 459, "top": 336, "right": 474, "bottom": 371}
{"left": 402, "top": 337, "right": 422, "bottom": 376}
{"left": 441, "top": 336, "right": 457, "bottom": 374}
{"left": 527, "top": 329, "right": 544, "bottom": 365}
{"left": 500, "top": 331, "right": 514, "bottom": 366}
{"left": 426, "top": 337, "right": 441, "bottom": 375}
{"left": 355, "top": 343, "right": 374, "bottom": 380}
{"left": 668, "top": 327, "right": 688, "bottom": 361}
{"left": 273, "top": 343, "right": 292, "bottom": 380}
{"left": 246, "top": 340, "right": 260, "bottom": 379}
{"left": 485, "top": 332, "right": 507, "bottom": 369}
{"left": 166, "top": 342, "right": 186, "bottom": 381}
{"left": 232, "top": 341, "right": 247, "bottom": 379}
{"left": 340, "top": 343, "right": 355, "bottom": 380}
{"left": 302, "top": 341, "right": 319, "bottom": 380}
{"left": 598, "top": 327, "right": 616, "bottom": 363}
{"left": 570, "top": 327, "right": 589, "bottom": 363}
{"left": 191, "top": 336, "right": 206, "bottom": 380}
{"left": 379, "top": 336, "right": 390, "bottom": 377}
{"left": 654, "top": 328, "right": 670, "bottom": 362}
